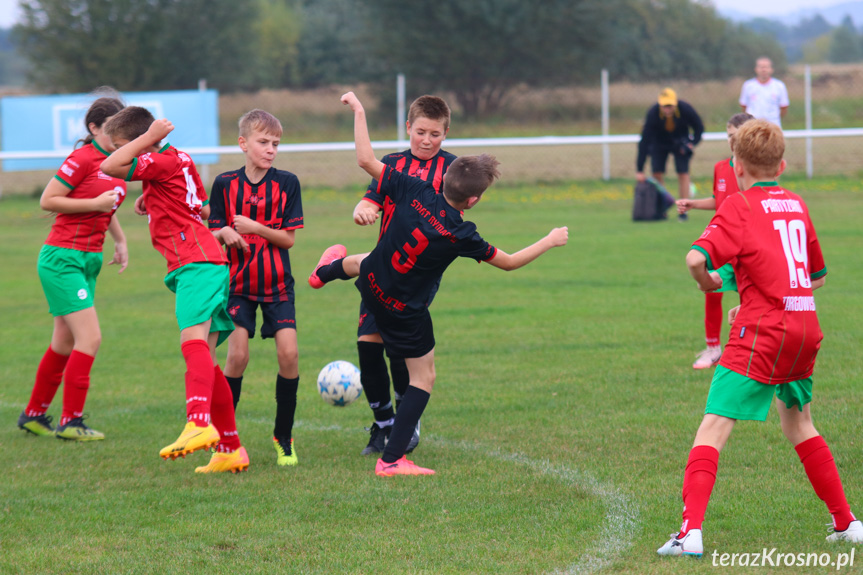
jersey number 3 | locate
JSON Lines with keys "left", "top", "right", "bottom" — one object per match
{"left": 774, "top": 219, "right": 810, "bottom": 289}
{"left": 392, "top": 228, "right": 429, "bottom": 274}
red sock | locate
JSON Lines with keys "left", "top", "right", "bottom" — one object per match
{"left": 60, "top": 350, "right": 95, "bottom": 425}
{"left": 796, "top": 436, "right": 856, "bottom": 531}
{"left": 181, "top": 339, "right": 214, "bottom": 427}
{"left": 704, "top": 292, "right": 723, "bottom": 347}
{"left": 211, "top": 365, "right": 241, "bottom": 453}
{"left": 680, "top": 445, "right": 719, "bottom": 535}
{"left": 25, "top": 346, "right": 69, "bottom": 416}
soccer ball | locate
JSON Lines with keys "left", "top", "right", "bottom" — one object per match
{"left": 317, "top": 360, "right": 362, "bottom": 406}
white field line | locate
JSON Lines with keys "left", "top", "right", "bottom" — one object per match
{"left": 288, "top": 420, "right": 641, "bottom": 574}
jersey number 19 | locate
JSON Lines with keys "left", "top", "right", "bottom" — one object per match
{"left": 774, "top": 219, "right": 810, "bottom": 289}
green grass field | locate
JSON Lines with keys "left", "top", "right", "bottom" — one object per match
{"left": 1, "top": 175, "right": 862, "bottom": 574}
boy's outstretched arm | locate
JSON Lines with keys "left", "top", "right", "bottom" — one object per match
{"left": 686, "top": 249, "right": 722, "bottom": 292}
{"left": 486, "top": 227, "right": 568, "bottom": 271}
{"left": 677, "top": 197, "right": 716, "bottom": 214}
{"left": 101, "top": 119, "right": 174, "bottom": 178}
{"left": 340, "top": 92, "right": 385, "bottom": 180}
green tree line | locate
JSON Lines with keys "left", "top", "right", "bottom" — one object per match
{"left": 6, "top": 0, "right": 785, "bottom": 118}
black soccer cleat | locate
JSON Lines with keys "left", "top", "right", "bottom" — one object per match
{"left": 405, "top": 419, "right": 421, "bottom": 454}
{"left": 361, "top": 422, "right": 390, "bottom": 456}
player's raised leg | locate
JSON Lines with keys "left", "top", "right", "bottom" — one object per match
{"left": 309, "top": 249, "right": 367, "bottom": 289}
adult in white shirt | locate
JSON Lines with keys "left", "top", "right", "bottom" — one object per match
{"left": 739, "top": 57, "right": 789, "bottom": 127}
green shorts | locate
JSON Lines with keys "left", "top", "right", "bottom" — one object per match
{"left": 164, "top": 262, "right": 233, "bottom": 346}
{"left": 708, "top": 262, "right": 737, "bottom": 293}
{"left": 705, "top": 365, "right": 813, "bottom": 421}
{"left": 37, "top": 245, "right": 103, "bottom": 317}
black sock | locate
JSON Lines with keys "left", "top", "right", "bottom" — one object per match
{"left": 382, "top": 386, "right": 430, "bottom": 463}
{"left": 358, "top": 341, "right": 395, "bottom": 422}
{"left": 388, "top": 354, "right": 409, "bottom": 410}
{"left": 225, "top": 375, "right": 243, "bottom": 411}
{"left": 274, "top": 374, "right": 299, "bottom": 439}
{"left": 316, "top": 258, "right": 351, "bottom": 284}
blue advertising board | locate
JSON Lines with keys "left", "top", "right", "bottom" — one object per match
{"left": 1, "top": 89, "right": 218, "bottom": 171}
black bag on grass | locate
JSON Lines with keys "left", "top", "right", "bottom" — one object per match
{"left": 632, "top": 178, "right": 675, "bottom": 221}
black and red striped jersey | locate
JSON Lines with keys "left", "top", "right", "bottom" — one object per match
{"left": 208, "top": 167, "right": 303, "bottom": 302}
{"left": 362, "top": 150, "right": 456, "bottom": 240}
{"left": 359, "top": 166, "right": 496, "bottom": 318}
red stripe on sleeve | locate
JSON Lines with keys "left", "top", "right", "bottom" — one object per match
{"left": 432, "top": 157, "right": 445, "bottom": 192}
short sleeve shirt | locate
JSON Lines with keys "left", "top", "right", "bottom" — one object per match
{"left": 739, "top": 78, "right": 789, "bottom": 127}
{"left": 125, "top": 144, "right": 226, "bottom": 272}
{"left": 359, "top": 166, "right": 497, "bottom": 318}
{"left": 712, "top": 158, "right": 739, "bottom": 211}
{"left": 45, "top": 142, "right": 127, "bottom": 252}
{"left": 363, "top": 149, "right": 457, "bottom": 243}
{"left": 692, "top": 183, "right": 826, "bottom": 384}
{"left": 208, "top": 167, "right": 304, "bottom": 301}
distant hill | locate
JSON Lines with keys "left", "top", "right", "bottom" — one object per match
{"left": 719, "top": 1, "right": 863, "bottom": 26}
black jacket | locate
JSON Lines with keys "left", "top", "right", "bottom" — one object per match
{"left": 636, "top": 100, "right": 704, "bottom": 171}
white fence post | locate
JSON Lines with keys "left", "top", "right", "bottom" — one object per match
{"left": 805, "top": 65, "right": 813, "bottom": 179}
{"left": 601, "top": 69, "right": 610, "bottom": 181}
{"left": 397, "top": 74, "right": 406, "bottom": 142}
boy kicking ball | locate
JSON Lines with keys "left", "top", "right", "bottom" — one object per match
{"left": 658, "top": 119, "right": 862, "bottom": 557}
{"left": 310, "top": 91, "right": 568, "bottom": 476}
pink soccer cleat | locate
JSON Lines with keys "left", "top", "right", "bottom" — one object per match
{"left": 375, "top": 456, "right": 435, "bottom": 477}
{"left": 309, "top": 244, "right": 347, "bottom": 289}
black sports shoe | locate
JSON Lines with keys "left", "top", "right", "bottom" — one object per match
{"left": 405, "top": 419, "right": 421, "bottom": 454}
{"left": 360, "top": 423, "right": 390, "bottom": 455}
{"left": 55, "top": 416, "right": 105, "bottom": 441}
{"left": 18, "top": 411, "right": 55, "bottom": 436}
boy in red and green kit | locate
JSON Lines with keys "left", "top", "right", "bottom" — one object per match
{"left": 658, "top": 119, "right": 862, "bottom": 557}
{"left": 102, "top": 106, "right": 248, "bottom": 474}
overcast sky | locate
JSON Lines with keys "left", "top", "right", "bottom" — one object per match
{"left": 0, "top": 0, "right": 852, "bottom": 27}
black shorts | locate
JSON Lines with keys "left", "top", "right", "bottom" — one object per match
{"left": 356, "top": 277, "right": 442, "bottom": 340}
{"left": 357, "top": 299, "right": 380, "bottom": 339}
{"left": 356, "top": 279, "right": 435, "bottom": 359}
{"left": 227, "top": 295, "right": 296, "bottom": 339}
{"left": 650, "top": 144, "right": 690, "bottom": 175}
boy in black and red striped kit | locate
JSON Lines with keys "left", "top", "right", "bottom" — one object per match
{"left": 208, "top": 110, "right": 304, "bottom": 467}
{"left": 342, "top": 95, "right": 456, "bottom": 456}
{"left": 310, "top": 92, "right": 568, "bottom": 476}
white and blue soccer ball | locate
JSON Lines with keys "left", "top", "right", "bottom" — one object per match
{"left": 317, "top": 360, "right": 362, "bottom": 406}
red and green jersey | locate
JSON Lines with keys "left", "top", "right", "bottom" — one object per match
{"left": 125, "top": 144, "right": 225, "bottom": 272}
{"left": 712, "top": 157, "right": 739, "bottom": 211}
{"left": 46, "top": 142, "right": 127, "bottom": 252}
{"left": 692, "top": 182, "right": 827, "bottom": 384}
{"left": 208, "top": 167, "right": 304, "bottom": 302}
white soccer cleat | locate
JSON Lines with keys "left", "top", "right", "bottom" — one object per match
{"left": 827, "top": 520, "right": 863, "bottom": 543}
{"left": 692, "top": 346, "right": 722, "bottom": 370}
{"left": 657, "top": 528, "right": 703, "bottom": 558}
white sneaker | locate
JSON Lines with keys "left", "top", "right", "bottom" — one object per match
{"left": 692, "top": 347, "right": 722, "bottom": 370}
{"left": 827, "top": 520, "right": 863, "bottom": 543}
{"left": 657, "top": 528, "right": 703, "bottom": 557}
